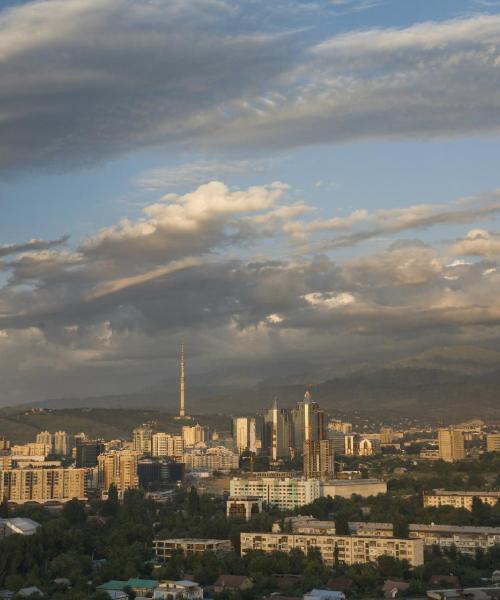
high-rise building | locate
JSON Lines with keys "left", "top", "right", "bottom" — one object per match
{"left": 233, "top": 417, "right": 263, "bottom": 455}
{"left": 152, "top": 433, "right": 184, "bottom": 459}
{"left": 344, "top": 434, "right": 359, "bottom": 455}
{"left": 359, "top": 438, "right": 381, "bottom": 456}
{"left": 179, "top": 344, "right": 186, "bottom": 418}
{"left": 379, "top": 427, "right": 395, "bottom": 444}
{"left": 182, "top": 424, "right": 209, "bottom": 447}
{"left": 36, "top": 431, "right": 53, "bottom": 453}
{"left": 230, "top": 477, "right": 321, "bottom": 510}
{"left": 486, "top": 433, "right": 500, "bottom": 452}
{"left": 133, "top": 426, "right": 153, "bottom": 455}
{"left": 438, "top": 427, "right": 466, "bottom": 462}
{"left": 0, "top": 468, "right": 86, "bottom": 504}
{"left": 326, "top": 429, "right": 345, "bottom": 454}
{"left": 263, "top": 398, "right": 293, "bottom": 461}
{"left": 328, "top": 420, "right": 352, "bottom": 434}
{"left": 303, "top": 439, "right": 335, "bottom": 479}
{"left": 98, "top": 449, "right": 141, "bottom": 495}
{"left": 292, "top": 391, "right": 325, "bottom": 451}
{"left": 53, "top": 431, "right": 70, "bottom": 456}
{"left": 76, "top": 439, "right": 105, "bottom": 468}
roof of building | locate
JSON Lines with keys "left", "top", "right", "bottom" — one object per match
{"left": 214, "top": 575, "right": 252, "bottom": 588}
{"left": 410, "top": 524, "right": 500, "bottom": 534}
{"left": 97, "top": 579, "right": 158, "bottom": 591}
{"left": 426, "top": 490, "right": 500, "bottom": 497}
{"left": 0, "top": 518, "right": 40, "bottom": 534}
{"left": 154, "top": 538, "right": 230, "bottom": 544}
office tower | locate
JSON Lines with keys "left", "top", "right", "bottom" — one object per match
{"left": 263, "top": 398, "right": 293, "bottom": 461}
{"left": 292, "top": 391, "right": 325, "bottom": 451}
{"left": 98, "top": 449, "right": 140, "bottom": 494}
{"left": 303, "top": 439, "right": 335, "bottom": 480}
{"left": 137, "top": 459, "right": 162, "bottom": 490}
{"left": 151, "top": 433, "right": 184, "bottom": 459}
{"left": 53, "top": 431, "right": 70, "bottom": 456}
{"left": 0, "top": 438, "right": 9, "bottom": 451}
{"left": 233, "top": 417, "right": 263, "bottom": 455}
{"left": 438, "top": 427, "right": 466, "bottom": 462}
{"left": 326, "top": 429, "right": 346, "bottom": 454}
{"left": 182, "top": 424, "right": 209, "bottom": 447}
{"left": 132, "top": 426, "right": 153, "bottom": 455}
{"left": 344, "top": 434, "right": 359, "bottom": 456}
{"left": 359, "top": 438, "right": 381, "bottom": 456}
{"left": 36, "top": 430, "right": 53, "bottom": 453}
{"left": 76, "top": 439, "right": 105, "bottom": 468}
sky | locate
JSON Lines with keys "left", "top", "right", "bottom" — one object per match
{"left": 2, "top": 0, "right": 500, "bottom": 405}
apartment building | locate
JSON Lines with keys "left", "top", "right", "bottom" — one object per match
{"left": 97, "top": 449, "right": 141, "bottom": 494}
{"left": 409, "top": 524, "right": 500, "bottom": 555}
{"left": 240, "top": 532, "right": 424, "bottom": 567}
{"left": 153, "top": 538, "right": 232, "bottom": 560}
{"left": 348, "top": 522, "right": 394, "bottom": 537}
{"left": 230, "top": 477, "right": 321, "bottom": 510}
{"left": 438, "top": 427, "right": 465, "bottom": 462}
{"left": 0, "top": 468, "right": 86, "bottom": 504}
{"left": 152, "top": 433, "right": 184, "bottom": 460}
{"left": 423, "top": 490, "right": 500, "bottom": 510}
{"left": 486, "top": 433, "right": 500, "bottom": 452}
{"left": 183, "top": 446, "right": 239, "bottom": 472}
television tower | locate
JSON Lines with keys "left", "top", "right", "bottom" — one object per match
{"left": 179, "top": 344, "right": 185, "bottom": 418}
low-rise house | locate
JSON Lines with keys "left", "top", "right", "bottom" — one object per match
{"left": 0, "top": 518, "right": 40, "bottom": 538}
{"left": 382, "top": 580, "right": 410, "bottom": 599}
{"left": 97, "top": 579, "right": 158, "bottom": 597}
{"left": 153, "top": 580, "right": 203, "bottom": 600}
{"left": 214, "top": 575, "right": 253, "bottom": 593}
{"left": 326, "top": 577, "right": 353, "bottom": 592}
{"left": 304, "top": 589, "right": 346, "bottom": 600}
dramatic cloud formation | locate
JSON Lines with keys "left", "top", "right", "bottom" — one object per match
{"left": 1, "top": 180, "right": 500, "bottom": 403}
{"left": 3, "top": 1, "right": 500, "bottom": 170}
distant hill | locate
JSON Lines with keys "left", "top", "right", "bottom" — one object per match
{"left": 5, "top": 345, "right": 500, "bottom": 426}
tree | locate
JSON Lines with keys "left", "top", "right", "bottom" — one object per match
{"left": 101, "top": 484, "right": 119, "bottom": 517}
{"left": 0, "top": 497, "right": 8, "bottom": 518}
{"left": 188, "top": 486, "right": 200, "bottom": 515}
{"left": 62, "top": 499, "right": 87, "bottom": 525}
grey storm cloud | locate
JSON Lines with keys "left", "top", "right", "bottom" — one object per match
{"left": 0, "top": 235, "right": 69, "bottom": 258}
{"left": 2, "top": 2, "right": 500, "bottom": 170}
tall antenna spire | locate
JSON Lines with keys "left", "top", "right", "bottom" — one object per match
{"left": 179, "top": 343, "right": 185, "bottom": 418}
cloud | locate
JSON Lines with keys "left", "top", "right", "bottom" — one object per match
{"left": 2, "top": 180, "right": 500, "bottom": 404}
{"left": 3, "top": 5, "right": 500, "bottom": 171}
{"left": 0, "top": 235, "right": 69, "bottom": 258}
{"left": 450, "top": 229, "right": 500, "bottom": 257}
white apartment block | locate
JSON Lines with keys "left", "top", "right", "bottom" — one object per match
{"left": 152, "top": 433, "right": 184, "bottom": 459}
{"left": 183, "top": 446, "right": 239, "bottom": 471}
{"left": 230, "top": 477, "right": 321, "bottom": 510}
{"left": 423, "top": 490, "right": 500, "bottom": 511}
{"left": 240, "top": 532, "right": 424, "bottom": 567}
{"left": 409, "top": 524, "right": 500, "bottom": 556}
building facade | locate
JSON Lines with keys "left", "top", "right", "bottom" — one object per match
{"left": 423, "top": 490, "right": 500, "bottom": 510}
{"left": 230, "top": 477, "right": 321, "bottom": 510}
{"left": 153, "top": 538, "right": 232, "bottom": 560}
{"left": 438, "top": 427, "right": 465, "bottom": 462}
{"left": 0, "top": 468, "right": 86, "bottom": 504}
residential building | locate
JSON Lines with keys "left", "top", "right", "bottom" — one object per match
{"left": 10, "top": 443, "right": 51, "bottom": 457}
{"left": 214, "top": 575, "right": 253, "bottom": 594}
{"left": 98, "top": 449, "right": 141, "bottom": 494}
{"left": 53, "top": 431, "right": 70, "bottom": 456}
{"left": 409, "top": 523, "right": 500, "bottom": 555}
{"left": 183, "top": 445, "right": 239, "bottom": 471}
{"left": 328, "top": 420, "right": 352, "bottom": 434}
{"left": 182, "top": 424, "right": 210, "bottom": 447}
{"left": 152, "top": 433, "right": 184, "bottom": 459}
{"left": 226, "top": 496, "right": 263, "bottom": 521}
{"left": 304, "top": 590, "right": 345, "bottom": 600}
{"left": 287, "top": 516, "right": 336, "bottom": 535}
{"left": 97, "top": 579, "right": 158, "bottom": 597}
{"left": 153, "top": 538, "right": 232, "bottom": 560}
{"left": 348, "top": 522, "right": 394, "bottom": 537}
{"left": 35, "top": 431, "right": 53, "bottom": 452}
{"left": 438, "top": 427, "right": 465, "bottom": 462}
{"left": 240, "top": 532, "right": 424, "bottom": 567}
{"left": 154, "top": 580, "right": 203, "bottom": 600}
{"left": 0, "top": 468, "right": 86, "bottom": 504}
{"left": 423, "top": 490, "right": 500, "bottom": 510}
{"left": 321, "top": 479, "right": 387, "bottom": 499}
{"left": 230, "top": 477, "right": 321, "bottom": 510}
{"left": 132, "top": 426, "right": 153, "bottom": 455}
{"left": 486, "top": 433, "right": 500, "bottom": 452}
{"left": 379, "top": 427, "right": 395, "bottom": 444}
{"left": 304, "top": 439, "right": 335, "bottom": 479}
